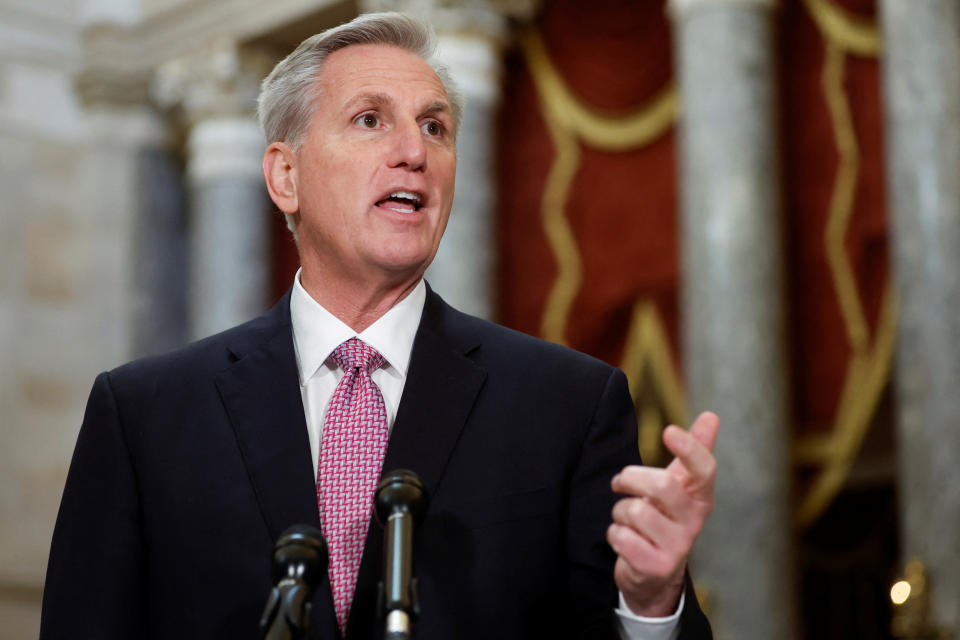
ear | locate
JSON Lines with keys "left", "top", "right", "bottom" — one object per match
{"left": 263, "top": 142, "right": 299, "bottom": 214}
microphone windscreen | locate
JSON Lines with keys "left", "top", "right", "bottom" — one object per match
{"left": 272, "top": 524, "right": 328, "bottom": 586}
{"left": 375, "top": 469, "right": 427, "bottom": 525}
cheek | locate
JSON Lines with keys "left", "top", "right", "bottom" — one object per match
{"left": 301, "top": 159, "right": 361, "bottom": 211}
{"left": 436, "top": 156, "right": 457, "bottom": 199}
{"left": 446, "top": 157, "right": 458, "bottom": 191}
{"left": 309, "top": 144, "right": 363, "bottom": 180}
{"left": 326, "top": 158, "right": 374, "bottom": 199}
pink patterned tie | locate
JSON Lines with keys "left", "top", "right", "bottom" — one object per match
{"left": 317, "top": 338, "right": 389, "bottom": 635}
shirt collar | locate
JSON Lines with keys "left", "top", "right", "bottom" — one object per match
{"left": 289, "top": 269, "right": 426, "bottom": 384}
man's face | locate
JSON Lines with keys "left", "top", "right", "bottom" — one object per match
{"left": 291, "top": 43, "right": 457, "bottom": 290}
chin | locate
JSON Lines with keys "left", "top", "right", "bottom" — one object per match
{"left": 373, "top": 246, "right": 436, "bottom": 272}
{"left": 380, "top": 258, "right": 431, "bottom": 276}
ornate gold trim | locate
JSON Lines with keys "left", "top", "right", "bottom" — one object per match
{"left": 538, "top": 111, "right": 583, "bottom": 346}
{"left": 803, "top": 0, "right": 881, "bottom": 56}
{"left": 520, "top": 26, "right": 683, "bottom": 460}
{"left": 823, "top": 43, "right": 868, "bottom": 352}
{"left": 520, "top": 27, "right": 677, "bottom": 345}
{"left": 795, "top": 286, "right": 896, "bottom": 525}
{"left": 621, "top": 299, "right": 690, "bottom": 462}
{"left": 794, "top": 2, "right": 892, "bottom": 526}
{"left": 521, "top": 29, "right": 677, "bottom": 150}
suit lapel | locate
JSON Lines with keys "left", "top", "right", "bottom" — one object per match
{"left": 214, "top": 293, "right": 345, "bottom": 639}
{"left": 214, "top": 296, "right": 320, "bottom": 541}
{"left": 348, "top": 289, "right": 487, "bottom": 638}
{"left": 215, "top": 289, "right": 486, "bottom": 541}
{"left": 381, "top": 289, "right": 487, "bottom": 495}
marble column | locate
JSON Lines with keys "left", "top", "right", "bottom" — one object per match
{"left": 0, "top": 19, "right": 170, "bottom": 637}
{"left": 880, "top": 1, "right": 960, "bottom": 636}
{"left": 75, "top": 27, "right": 170, "bottom": 365}
{"left": 155, "top": 43, "right": 272, "bottom": 340}
{"left": 131, "top": 143, "right": 188, "bottom": 356}
{"left": 71, "top": 11, "right": 188, "bottom": 363}
{"left": 186, "top": 117, "right": 270, "bottom": 339}
{"left": 668, "top": 1, "right": 797, "bottom": 639}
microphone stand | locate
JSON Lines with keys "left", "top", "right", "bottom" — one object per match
{"left": 376, "top": 470, "right": 428, "bottom": 640}
{"left": 383, "top": 508, "right": 416, "bottom": 638}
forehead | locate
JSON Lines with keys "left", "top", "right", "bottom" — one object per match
{"left": 316, "top": 43, "right": 449, "bottom": 109}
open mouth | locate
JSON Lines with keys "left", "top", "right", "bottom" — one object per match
{"left": 376, "top": 190, "right": 423, "bottom": 214}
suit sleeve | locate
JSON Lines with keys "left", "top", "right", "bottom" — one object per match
{"left": 563, "top": 367, "right": 642, "bottom": 638}
{"left": 677, "top": 572, "right": 712, "bottom": 639}
{"left": 564, "top": 367, "right": 712, "bottom": 640}
{"left": 40, "top": 371, "right": 147, "bottom": 639}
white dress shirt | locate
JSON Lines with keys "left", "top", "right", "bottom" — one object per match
{"left": 290, "top": 271, "right": 425, "bottom": 474}
{"left": 288, "top": 271, "right": 681, "bottom": 639}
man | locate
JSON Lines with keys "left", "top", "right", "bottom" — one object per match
{"left": 41, "top": 12, "right": 717, "bottom": 639}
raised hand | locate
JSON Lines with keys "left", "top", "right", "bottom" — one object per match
{"left": 607, "top": 411, "right": 719, "bottom": 616}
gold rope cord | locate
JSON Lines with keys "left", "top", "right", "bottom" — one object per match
{"left": 620, "top": 300, "right": 690, "bottom": 463}
{"left": 520, "top": 29, "right": 677, "bottom": 154}
{"left": 823, "top": 43, "right": 868, "bottom": 353}
{"left": 805, "top": 0, "right": 883, "bottom": 56}
{"left": 520, "top": 28, "right": 677, "bottom": 346}
{"left": 519, "top": 27, "right": 684, "bottom": 453}
{"left": 537, "top": 99, "right": 583, "bottom": 347}
{"left": 794, "top": 0, "right": 893, "bottom": 527}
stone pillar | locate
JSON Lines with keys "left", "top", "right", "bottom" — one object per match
{"left": 0, "top": 15, "right": 167, "bottom": 635}
{"left": 155, "top": 42, "right": 272, "bottom": 339}
{"left": 75, "top": 24, "right": 171, "bottom": 365}
{"left": 78, "top": 28, "right": 189, "bottom": 358}
{"left": 668, "top": 1, "right": 796, "bottom": 639}
{"left": 73, "top": 11, "right": 188, "bottom": 364}
{"left": 186, "top": 117, "right": 270, "bottom": 339}
{"left": 130, "top": 141, "right": 188, "bottom": 356}
{"left": 880, "top": 1, "right": 960, "bottom": 636}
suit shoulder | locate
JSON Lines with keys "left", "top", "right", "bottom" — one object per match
{"left": 431, "top": 297, "right": 617, "bottom": 379}
{"left": 106, "top": 302, "right": 290, "bottom": 391}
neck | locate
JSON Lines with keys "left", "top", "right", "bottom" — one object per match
{"left": 299, "top": 268, "right": 421, "bottom": 333}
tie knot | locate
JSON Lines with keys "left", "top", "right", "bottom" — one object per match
{"left": 331, "top": 337, "right": 385, "bottom": 374}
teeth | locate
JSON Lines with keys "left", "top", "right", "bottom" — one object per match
{"left": 389, "top": 190, "right": 420, "bottom": 204}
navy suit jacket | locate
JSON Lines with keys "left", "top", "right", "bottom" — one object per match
{"left": 41, "top": 288, "right": 711, "bottom": 639}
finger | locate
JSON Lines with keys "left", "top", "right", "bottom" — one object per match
{"left": 611, "top": 497, "right": 687, "bottom": 552}
{"left": 663, "top": 425, "right": 717, "bottom": 492}
{"left": 607, "top": 524, "right": 681, "bottom": 581}
{"left": 611, "top": 467, "right": 691, "bottom": 521}
{"left": 688, "top": 411, "right": 720, "bottom": 450}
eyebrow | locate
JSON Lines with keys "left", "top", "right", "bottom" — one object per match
{"left": 421, "top": 100, "right": 453, "bottom": 121}
{"left": 341, "top": 93, "right": 452, "bottom": 121}
{"left": 343, "top": 92, "right": 392, "bottom": 112}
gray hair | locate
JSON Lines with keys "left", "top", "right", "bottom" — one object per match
{"left": 257, "top": 12, "right": 463, "bottom": 151}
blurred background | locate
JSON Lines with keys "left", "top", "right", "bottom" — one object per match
{"left": 1, "top": 0, "right": 958, "bottom": 638}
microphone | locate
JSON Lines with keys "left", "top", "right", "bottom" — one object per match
{"left": 375, "top": 469, "right": 428, "bottom": 640}
{"left": 260, "top": 524, "right": 328, "bottom": 640}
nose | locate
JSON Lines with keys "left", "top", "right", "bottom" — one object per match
{"left": 387, "top": 120, "right": 427, "bottom": 171}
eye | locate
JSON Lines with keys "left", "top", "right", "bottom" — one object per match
{"left": 355, "top": 113, "right": 380, "bottom": 129}
{"left": 421, "top": 120, "right": 443, "bottom": 137}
